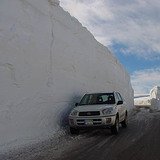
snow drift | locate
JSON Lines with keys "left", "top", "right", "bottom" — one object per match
{"left": 134, "top": 86, "right": 160, "bottom": 110}
{"left": 134, "top": 94, "right": 151, "bottom": 106}
{"left": 0, "top": 0, "right": 133, "bottom": 149}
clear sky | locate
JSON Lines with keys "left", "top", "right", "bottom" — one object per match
{"left": 60, "top": 0, "right": 160, "bottom": 94}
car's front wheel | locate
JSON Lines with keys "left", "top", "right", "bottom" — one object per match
{"left": 121, "top": 113, "right": 128, "bottom": 128}
{"left": 70, "top": 127, "right": 80, "bottom": 135}
{"left": 111, "top": 116, "right": 119, "bottom": 134}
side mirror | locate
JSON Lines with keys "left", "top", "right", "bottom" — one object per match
{"left": 75, "top": 103, "right": 79, "bottom": 106}
{"left": 117, "top": 100, "right": 123, "bottom": 105}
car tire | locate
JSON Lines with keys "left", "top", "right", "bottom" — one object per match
{"left": 121, "top": 113, "right": 128, "bottom": 128}
{"left": 70, "top": 127, "right": 80, "bottom": 135}
{"left": 111, "top": 116, "right": 119, "bottom": 135}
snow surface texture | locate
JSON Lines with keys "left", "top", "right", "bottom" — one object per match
{"left": 0, "top": 0, "right": 133, "bottom": 150}
{"left": 134, "top": 94, "right": 151, "bottom": 106}
{"left": 150, "top": 86, "right": 160, "bottom": 110}
{"left": 134, "top": 86, "right": 160, "bottom": 110}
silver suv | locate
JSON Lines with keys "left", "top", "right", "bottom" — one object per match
{"left": 69, "top": 92, "right": 128, "bottom": 135}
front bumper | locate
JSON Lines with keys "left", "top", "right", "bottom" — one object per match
{"left": 69, "top": 115, "right": 116, "bottom": 129}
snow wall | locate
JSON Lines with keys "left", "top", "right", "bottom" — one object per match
{"left": 150, "top": 86, "right": 160, "bottom": 110}
{"left": 0, "top": 0, "right": 133, "bottom": 149}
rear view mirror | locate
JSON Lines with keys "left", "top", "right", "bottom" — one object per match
{"left": 117, "top": 101, "right": 123, "bottom": 105}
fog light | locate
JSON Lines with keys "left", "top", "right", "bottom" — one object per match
{"left": 106, "top": 118, "right": 111, "bottom": 123}
{"left": 69, "top": 119, "right": 74, "bottom": 125}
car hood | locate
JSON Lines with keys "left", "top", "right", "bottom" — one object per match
{"left": 74, "top": 104, "right": 115, "bottom": 112}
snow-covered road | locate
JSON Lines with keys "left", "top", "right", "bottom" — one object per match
{"left": 1, "top": 107, "right": 160, "bottom": 160}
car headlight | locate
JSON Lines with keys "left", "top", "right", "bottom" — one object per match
{"left": 102, "top": 108, "right": 113, "bottom": 115}
{"left": 70, "top": 109, "right": 78, "bottom": 116}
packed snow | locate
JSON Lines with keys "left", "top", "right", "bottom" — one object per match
{"left": 134, "top": 94, "right": 151, "bottom": 106}
{"left": 0, "top": 0, "right": 133, "bottom": 150}
{"left": 134, "top": 86, "right": 160, "bottom": 110}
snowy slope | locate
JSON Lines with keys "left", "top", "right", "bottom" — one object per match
{"left": 0, "top": 0, "right": 133, "bottom": 149}
{"left": 134, "top": 86, "right": 160, "bottom": 110}
{"left": 134, "top": 94, "right": 151, "bottom": 106}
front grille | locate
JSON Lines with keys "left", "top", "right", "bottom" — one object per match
{"left": 77, "top": 119, "right": 102, "bottom": 125}
{"left": 79, "top": 111, "right": 100, "bottom": 116}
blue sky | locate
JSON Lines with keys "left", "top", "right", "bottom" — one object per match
{"left": 60, "top": 0, "right": 160, "bottom": 94}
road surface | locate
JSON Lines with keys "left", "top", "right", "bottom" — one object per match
{"left": 1, "top": 108, "right": 160, "bottom": 160}
{"left": 57, "top": 108, "right": 160, "bottom": 160}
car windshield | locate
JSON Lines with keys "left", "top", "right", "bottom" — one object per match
{"left": 79, "top": 93, "right": 115, "bottom": 105}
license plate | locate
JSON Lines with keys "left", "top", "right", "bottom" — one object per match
{"left": 84, "top": 120, "right": 93, "bottom": 125}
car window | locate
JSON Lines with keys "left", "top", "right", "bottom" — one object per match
{"left": 117, "top": 92, "right": 123, "bottom": 101}
{"left": 79, "top": 93, "right": 115, "bottom": 105}
{"left": 115, "top": 93, "right": 119, "bottom": 102}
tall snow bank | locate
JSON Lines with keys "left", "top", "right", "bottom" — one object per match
{"left": 150, "top": 86, "right": 160, "bottom": 110}
{"left": 150, "top": 86, "right": 160, "bottom": 99}
{"left": 0, "top": 0, "right": 133, "bottom": 149}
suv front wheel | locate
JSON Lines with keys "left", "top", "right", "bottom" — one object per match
{"left": 111, "top": 116, "right": 119, "bottom": 134}
{"left": 121, "top": 113, "right": 128, "bottom": 128}
{"left": 70, "top": 127, "right": 80, "bottom": 135}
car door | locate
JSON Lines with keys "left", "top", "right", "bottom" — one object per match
{"left": 116, "top": 92, "right": 125, "bottom": 122}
